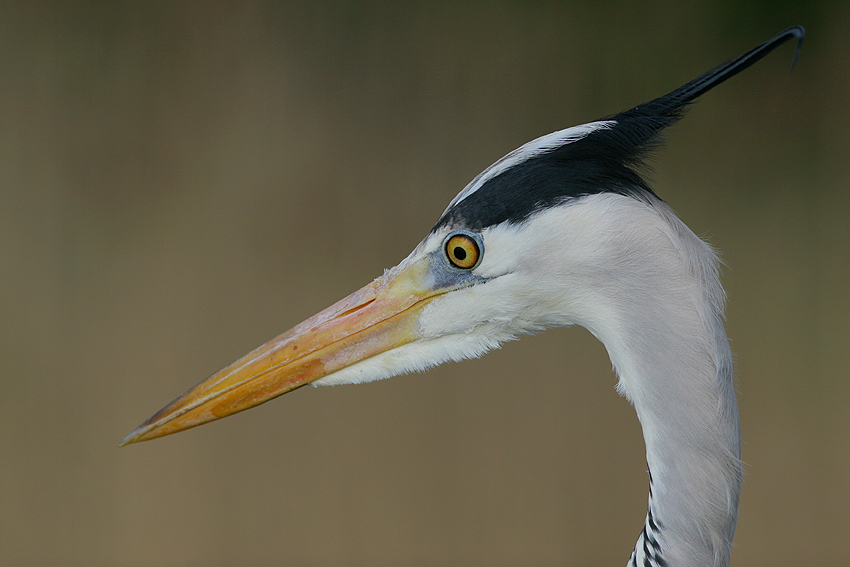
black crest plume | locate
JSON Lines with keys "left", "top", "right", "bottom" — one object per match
{"left": 608, "top": 25, "right": 804, "bottom": 169}
{"left": 435, "top": 26, "right": 804, "bottom": 232}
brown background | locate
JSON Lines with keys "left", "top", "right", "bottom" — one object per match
{"left": 1, "top": 3, "right": 847, "bottom": 566}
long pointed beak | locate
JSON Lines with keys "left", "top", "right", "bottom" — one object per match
{"left": 120, "top": 259, "right": 437, "bottom": 446}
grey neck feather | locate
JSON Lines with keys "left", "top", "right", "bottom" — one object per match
{"left": 574, "top": 199, "right": 741, "bottom": 567}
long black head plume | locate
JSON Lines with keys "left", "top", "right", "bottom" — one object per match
{"left": 609, "top": 25, "right": 804, "bottom": 165}
{"left": 434, "top": 26, "right": 805, "bottom": 232}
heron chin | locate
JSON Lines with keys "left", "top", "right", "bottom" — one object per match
{"left": 122, "top": 27, "right": 804, "bottom": 567}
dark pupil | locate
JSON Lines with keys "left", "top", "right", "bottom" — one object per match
{"left": 453, "top": 246, "right": 467, "bottom": 261}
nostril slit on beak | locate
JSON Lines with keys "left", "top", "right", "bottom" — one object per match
{"left": 336, "top": 298, "right": 376, "bottom": 319}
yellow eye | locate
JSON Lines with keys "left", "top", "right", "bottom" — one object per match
{"left": 445, "top": 233, "right": 481, "bottom": 269}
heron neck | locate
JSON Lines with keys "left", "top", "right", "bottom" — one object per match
{"left": 623, "top": 321, "right": 739, "bottom": 567}
{"left": 581, "top": 209, "right": 741, "bottom": 567}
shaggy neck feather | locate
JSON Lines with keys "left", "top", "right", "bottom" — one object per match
{"left": 579, "top": 199, "right": 741, "bottom": 567}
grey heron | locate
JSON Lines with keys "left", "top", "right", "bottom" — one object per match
{"left": 122, "top": 27, "right": 804, "bottom": 567}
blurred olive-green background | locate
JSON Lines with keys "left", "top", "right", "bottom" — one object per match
{"left": 1, "top": 2, "right": 847, "bottom": 566}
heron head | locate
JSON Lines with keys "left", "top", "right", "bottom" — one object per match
{"left": 118, "top": 204, "right": 587, "bottom": 446}
{"left": 121, "top": 26, "right": 804, "bottom": 446}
